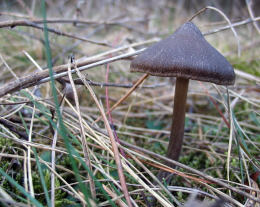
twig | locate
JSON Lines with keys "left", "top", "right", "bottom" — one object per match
{"left": 60, "top": 77, "right": 167, "bottom": 88}
{"left": 245, "top": 0, "right": 260, "bottom": 34}
{"left": 39, "top": 49, "right": 145, "bottom": 84}
{"left": 1, "top": 15, "right": 259, "bottom": 98}
{"left": 0, "top": 49, "right": 145, "bottom": 98}
{"left": 0, "top": 14, "right": 148, "bottom": 26}
{"left": 93, "top": 73, "right": 149, "bottom": 123}
{"left": 0, "top": 119, "right": 28, "bottom": 140}
{"left": 0, "top": 20, "right": 110, "bottom": 47}
{"left": 203, "top": 16, "right": 260, "bottom": 36}
{"left": 188, "top": 6, "right": 241, "bottom": 56}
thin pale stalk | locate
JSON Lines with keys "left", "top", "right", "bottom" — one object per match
{"left": 94, "top": 73, "right": 149, "bottom": 123}
{"left": 28, "top": 104, "right": 36, "bottom": 200}
{"left": 68, "top": 61, "right": 96, "bottom": 199}
{"left": 74, "top": 65, "right": 133, "bottom": 207}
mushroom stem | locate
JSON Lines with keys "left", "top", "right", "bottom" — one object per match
{"left": 167, "top": 77, "right": 189, "bottom": 166}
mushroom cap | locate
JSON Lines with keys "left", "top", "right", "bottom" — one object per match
{"left": 130, "top": 22, "right": 235, "bottom": 85}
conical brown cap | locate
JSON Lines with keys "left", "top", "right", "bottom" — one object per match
{"left": 130, "top": 22, "right": 235, "bottom": 85}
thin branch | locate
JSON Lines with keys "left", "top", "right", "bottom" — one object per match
{"left": 0, "top": 49, "right": 144, "bottom": 98}
{"left": 94, "top": 73, "right": 149, "bottom": 123}
{"left": 0, "top": 20, "right": 111, "bottom": 47}
{"left": 1, "top": 16, "right": 259, "bottom": 98}
{"left": 188, "top": 6, "right": 241, "bottom": 56}
{"left": 0, "top": 13, "right": 148, "bottom": 25}
{"left": 60, "top": 77, "right": 167, "bottom": 88}
{"left": 245, "top": 0, "right": 260, "bottom": 34}
{"left": 203, "top": 16, "right": 260, "bottom": 36}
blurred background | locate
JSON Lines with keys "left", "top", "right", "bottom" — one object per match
{"left": 0, "top": 0, "right": 259, "bottom": 69}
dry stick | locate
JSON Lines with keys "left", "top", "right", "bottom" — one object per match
{"left": 0, "top": 16, "right": 147, "bottom": 26}
{"left": 0, "top": 49, "right": 145, "bottom": 98}
{"left": 67, "top": 60, "right": 96, "bottom": 199}
{"left": 120, "top": 140, "right": 260, "bottom": 204}
{"left": 74, "top": 66, "right": 133, "bottom": 207}
{"left": 61, "top": 77, "right": 167, "bottom": 88}
{"left": 188, "top": 6, "right": 241, "bottom": 56}
{"left": 1, "top": 13, "right": 259, "bottom": 98}
{"left": 39, "top": 49, "right": 145, "bottom": 84}
{"left": 203, "top": 16, "right": 260, "bottom": 36}
{"left": 93, "top": 73, "right": 149, "bottom": 123}
{"left": 1, "top": 17, "right": 257, "bottom": 99}
{"left": 245, "top": 0, "right": 260, "bottom": 34}
{"left": 0, "top": 20, "right": 110, "bottom": 47}
{"left": 102, "top": 185, "right": 127, "bottom": 207}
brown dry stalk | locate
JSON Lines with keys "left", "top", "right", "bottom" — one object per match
{"left": 74, "top": 65, "right": 133, "bottom": 207}
{"left": 0, "top": 20, "right": 110, "bottom": 46}
{"left": 102, "top": 185, "right": 127, "bottom": 207}
{"left": 93, "top": 73, "right": 149, "bottom": 123}
{"left": 0, "top": 48, "right": 145, "bottom": 99}
{"left": 68, "top": 61, "right": 96, "bottom": 199}
{"left": 0, "top": 16, "right": 147, "bottom": 26}
{"left": 121, "top": 140, "right": 260, "bottom": 204}
{"left": 0, "top": 56, "right": 103, "bottom": 98}
{"left": 143, "top": 160, "right": 214, "bottom": 184}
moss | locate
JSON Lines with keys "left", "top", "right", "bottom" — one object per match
{"left": 33, "top": 170, "right": 66, "bottom": 205}
{"left": 229, "top": 57, "right": 260, "bottom": 77}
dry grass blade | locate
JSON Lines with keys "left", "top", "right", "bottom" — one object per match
{"left": 27, "top": 104, "right": 36, "bottom": 200}
{"left": 0, "top": 2, "right": 259, "bottom": 206}
{"left": 121, "top": 140, "right": 260, "bottom": 204}
{"left": 68, "top": 59, "right": 96, "bottom": 199}
{"left": 102, "top": 184, "right": 128, "bottom": 207}
{"left": 74, "top": 63, "right": 133, "bottom": 207}
{"left": 94, "top": 73, "right": 149, "bottom": 123}
{"left": 226, "top": 88, "right": 233, "bottom": 197}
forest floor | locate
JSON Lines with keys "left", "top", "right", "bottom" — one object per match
{"left": 0, "top": 1, "right": 259, "bottom": 207}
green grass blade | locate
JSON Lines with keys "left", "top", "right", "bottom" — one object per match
{"left": 0, "top": 168, "right": 44, "bottom": 207}
{"left": 41, "top": 0, "right": 92, "bottom": 204}
{"left": 33, "top": 148, "right": 51, "bottom": 207}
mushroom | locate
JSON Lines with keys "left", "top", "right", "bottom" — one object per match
{"left": 130, "top": 22, "right": 235, "bottom": 179}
